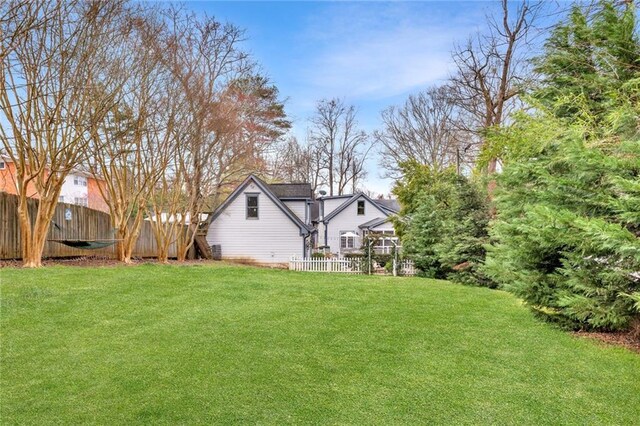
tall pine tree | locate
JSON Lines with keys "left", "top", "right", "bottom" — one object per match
{"left": 484, "top": 1, "right": 640, "bottom": 331}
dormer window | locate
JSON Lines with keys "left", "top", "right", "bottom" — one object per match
{"left": 357, "top": 200, "right": 365, "bottom": 215}
{"left": 246, "top": 194, "right": 259, "bottom": 219}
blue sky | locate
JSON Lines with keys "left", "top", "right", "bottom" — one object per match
{"left": 187, "top": 1, "right": 547, "bottom": 194}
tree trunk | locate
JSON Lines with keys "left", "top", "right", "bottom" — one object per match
{"left": 18, "top": 198, "right": 38, "bottom": 268}
{"left": 177, "top": 223, "right": 196, "bottom": 262}
{"left": 18, "top": 195, "right": 58, "bottom": 268}
{"left": 487, "top": 157, "right": 498, "bottom": 199}
{"left": 115, "top": 228, "right": 130, "bottom": 263}
{"left": 157, "top": 247, "right": 169, "bottom": 263}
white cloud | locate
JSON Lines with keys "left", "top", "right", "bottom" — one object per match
{"left": 299, "top": 2, "right": 484, "bottom": 101}
{"left": 284, "top": 2, "right": 489, "bottom": 194}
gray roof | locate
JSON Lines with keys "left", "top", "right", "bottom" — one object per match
{"left": 268, "top": 183, "right": 313, "bottom": 199}
{"left": 373, "top": 199, "right": 400, "bottom": 213}
{"left": 322, "top": 193, "right": 392, "bottom": 223}
{"left": 358, "top": 217, "right": 392, "bottom": 229}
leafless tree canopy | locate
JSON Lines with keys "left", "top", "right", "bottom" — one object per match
{"left": 376, "top": 86, "right": 472, "bottom": 178}
{"left": 0, "top": 0, "right": 290, "bottom": 265}
{"left": 1, "top": 0, "right": 126, "bottom": 266}
{"left": 448, "top": 0, "right": 542, "bottom": 174}
{"left": 308, "top": 98, "right": 373, "bottom": 195}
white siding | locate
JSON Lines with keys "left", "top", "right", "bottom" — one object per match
{"left": 321, "top": 197, "right": 351, "bottom": 218}
{"left": 283, "top": 200, "right": 306, "bottom": 223}
{"left": 207, "top": 181, "right": 304, "bottom": 264}
{"left": 324, "top": 196, "right": 389, "bottom": 254}
{"left": 59, "top": 173, "right": 88, "bottom": 205}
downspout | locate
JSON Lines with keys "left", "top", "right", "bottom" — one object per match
{"left": 302, "top": 234, "right": 307, "bottom": 258}
{"left": 324, "top": 222, "right": 328, "bottom": 247}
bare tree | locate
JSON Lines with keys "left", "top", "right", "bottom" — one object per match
{"left": 143, "top": 81, "right": 188, "bottom": 263}
{"left": 0, "top": 0, "right": 125, "bottom": 267}
{"left": 375, "top": 86, "right": 468, "bottom": 178}
{"left": 448, "top": 0, "right": 541, "bottom": 180}
{"left": 206, "top": 74, "right": 290, "bottom": 208}
{"left": 85, "top": 7, "right": 165, "bottom": 263}
{"left": 270, "top": 135, "right": 326, "bottom": 193}
{"left": 309, "top": 98, "right": 372, "bottom": 195}
{"left": 159, "top": 8, "right": 288, "bottom": 260}
{"left": 155, "top": 7, "right": 250, "bottom": 260}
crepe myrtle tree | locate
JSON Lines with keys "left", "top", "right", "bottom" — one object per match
{"left": 0, "top": 0, "right": 126, "bottom": 267}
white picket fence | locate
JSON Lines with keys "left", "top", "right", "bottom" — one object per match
{"left": 289, "top": 256, "right": 417, "bottom": 276}
{"left": 399, "top": 260, "right": 417, "bottom": 276}
{"left": 289, "top": 256, "right": 363, "bottom": 273}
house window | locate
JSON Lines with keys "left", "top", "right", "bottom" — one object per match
{"left": 0, "top": 161, "right": 5, "bottom": 170}
{"left": 246, "top": 194, "right": 259, "bottom": 219}
{"left": 73, "top": 176, "right": 87, "bottom": 187}
{"left": 58, "top": 196, "right": 65, "bottom": 203}
{"left": 371, "top": 230, "right": 398, "bottom": 253}
{"left": 74, "top": 197, "right": 88, "bottom": 207}
{"left": 340, "top": 231, "right": 356, "bottom": 249}
{"left": 357, "top": 200, "right": 365, "bottom": 215}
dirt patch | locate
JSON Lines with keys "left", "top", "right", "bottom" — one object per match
{"left": 573, "top": 330, "right": 640, "bottom": 354}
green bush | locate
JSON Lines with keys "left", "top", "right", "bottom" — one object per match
{"left": 484, "top": 125, "right": 640, "bottom": 331}
{"left": 395, "top": 164, "right": 493, "bottom": 286}
{"left": 343, "top": 253, "right": 364, "bottom": 259}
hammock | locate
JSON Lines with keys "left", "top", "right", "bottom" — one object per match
{"left": 48, "top": 239, "right": 120, "bottom": 249}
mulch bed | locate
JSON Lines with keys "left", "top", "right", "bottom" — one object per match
{"left": 573, "top": 330, "right": 640, "bottom": 354}
{"left": 0, "top": 256, "right": 217, "bottom": 268}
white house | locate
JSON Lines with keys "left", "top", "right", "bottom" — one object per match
{"left": 205, "top": 174, "right": 401, "bottom": 265}
{"left": 316, "top": 193, "right": 400, "bottom": 255}
{"left": 206, "top": 175, "right": 315, "bottom": 265}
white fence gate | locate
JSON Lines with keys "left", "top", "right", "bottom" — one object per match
{"left": 289, "top": 256, "right": 417, "bottom": 276}
{"left": 398, "top": 260, "right": 417, "bottom": 276}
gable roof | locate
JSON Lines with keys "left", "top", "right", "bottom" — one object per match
{"left": 322, "top": 192, "right": 392, "bottom": 224}
{"left": 358, "top": 217, "right": 392, "bottom": 229}
{"left": 268, "top": 183, "right": 313, "bottom": 199}
{"left": 209, "top": 175, "right": 314, "bottom": 235}
{"left": 374, "top": 199, "right": 400, "bottom": 213}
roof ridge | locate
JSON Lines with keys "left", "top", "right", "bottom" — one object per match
{"left": 209, "top": 174, "right": 313, "bottom": 234}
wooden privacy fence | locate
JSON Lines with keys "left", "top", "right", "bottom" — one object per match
{"left": 0, "top": 192, "right": 193, "bottom": 260}
{"left": 289, "top": 256, "right": 417, "bottom": 276}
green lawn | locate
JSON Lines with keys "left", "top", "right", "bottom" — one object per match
{"left": 1, "top": 263, "right": 638, "bottom": 425}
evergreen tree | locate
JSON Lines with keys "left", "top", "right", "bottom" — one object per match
{"left": 395, "top": 165, "right": 492, "bottom": 286}
{"left": 484, "top": 0, "right": 640, "bottom": 331}
{"left": 532, "top": 1, "right": 640, "bottom": 126}
{"left": 484, "top": 113, "right": 640, "bottom": 330}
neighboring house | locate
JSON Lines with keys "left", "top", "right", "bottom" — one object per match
{"left": 206, "top": 175, "right": 315, "bottom": 265}
{"left": 316, "top": 193, "right": 400, "bottom": 255}
{"left": 0, "top": 156, "right": 109, "bottom": 213}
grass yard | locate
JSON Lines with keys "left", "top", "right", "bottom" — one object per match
{"left": 1, "top": 263, "right": 639, "bottom": 424}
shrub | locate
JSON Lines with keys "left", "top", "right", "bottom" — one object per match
{"left": 396, "top": 165, "right": 493, "bottom": 286}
